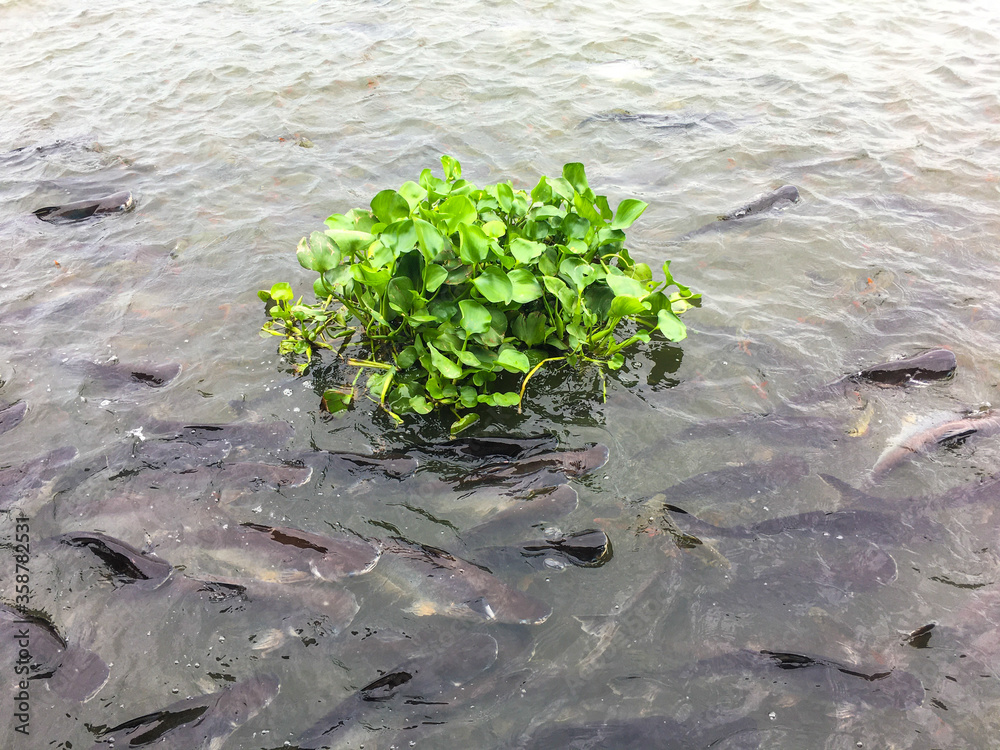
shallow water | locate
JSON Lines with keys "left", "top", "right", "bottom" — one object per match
{"left": 3, "top": 0, "right": 1000, "bottom": 746}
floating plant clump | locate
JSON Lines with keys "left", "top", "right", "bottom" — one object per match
{"left": 260, "top": 156, "right": 699, "bottom": 433}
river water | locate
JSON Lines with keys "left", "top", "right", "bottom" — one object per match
{"left": 2, "top": 0, "right": 1000, "bottom": 747}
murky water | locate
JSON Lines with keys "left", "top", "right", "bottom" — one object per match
{"left": 3, "top": 0, "right": 1000, "bottom": 746}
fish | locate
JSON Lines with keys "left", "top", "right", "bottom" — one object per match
{"left": 519, "top": 713, "right": 761, "bottom": 750}
{"left": 673, "top": 186, "right": 800, "bottom": 240}
{"left": 578, "top": 110, "right": 740, "bottom": 132}
{"left": 185, "top": 523, "right": 381, "bottom": 585}
{"left": 462, "top": 483, "right": 580, "bottom": 543}
{"left": 473, "top": 529, "right": 613, "bottom": 572}
{"left": 871, "top": 408, "right": 1000, "bottom": 478}
{"left": 649, "top": 456, "right": 810, "bottom": 506}
{"left": 79, "top": 359, "right": 182, "bottom": 389}
{"left": 302, "top": 449, "right": 418, "bottom": 480}
{"left": 57, "top": 531, "right": 174, "bottom": 587}
{"left": 794, "top": 348, "right": 958, "bottom": 404}
{"left": 682, "top": 414, "right": 845, "bottom": 446}
{"left": 0, "top": 445, "right": 78, "bottom": 509}
{"left": 89, "top": 673, "right": 279, "bottom": 749}
{"left": 457, "top": 444, "right": 610, "bottom": 490}
{"left": 0, "top": 400, "right": 26, "bottom": 435}
{"left": 33, "top": 190, "right": 135, "bottom": 223}
{"left": 141, "top": 418, "right": 295, "bottom": 453}
{"left": 0, "top": 603, "right": 110, "bottom": 702}
{"left": 682, "top": 649, "right": 924, "bottom": 710}
{"left": 854, "top": 348, "right": 957, "bottom": 386}
{"left": 294, "top": 633, "right": 498, "bottom": 750}
{"left": 378, "top": 538, "right": 552, "bottom": 624}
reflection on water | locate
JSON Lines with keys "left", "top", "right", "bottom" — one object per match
{"left": 3, "top": 0, "right": 1000, "bottom": 746}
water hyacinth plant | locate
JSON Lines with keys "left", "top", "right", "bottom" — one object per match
{"left": 260, "top": 156, "right": 699, "bottom": 434}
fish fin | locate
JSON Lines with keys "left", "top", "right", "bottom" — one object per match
{"left": 818, "top": 473, "right": 874, "bottom": 505}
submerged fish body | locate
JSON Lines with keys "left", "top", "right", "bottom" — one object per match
{"left": 684, "top": 649, "right": 924, "bottom": 710}
{"left": 872, "top": 409, "right": 1000, "bottom": 478}
{"left": 462, "top": 483, "right": 580, "bottom": 543}
{"left": 34, "top": 190, "right": 134, "bottom": 223}
{"left": 295, "top": 633, "right": 498, "bottom": 750}
{"left": 855, "top": 348, "right": 957, "bottom": 387}
{"left": 187, "top": 523, "right": 381, "bottom": 585}
{"left": 0, "top": 445, "right": 78, "bottom": 510}
{"left": 379, "top": 538, "right": 552, "bottom": 624}
{"left": 0, "top": 603, "right": 110, "bottom": 702}
{"left": 58, "top": 531, "right": 174, "bottom": 587}
{"left": 79, "top": 359, "right": 182, "bottom": 389}
{"left": 519, "top": 713, "right": 761, "bottom": 750}
{"left": 474, "top": 529, "right": 614, "bottom": 572}
{"left": 673, "top": 185, "right": 800, "bottom": 241}
{"left": 459, "top": 444, "right": 609, "bottom": 489}
{"left": 652, "top": 456, "right": 810, "bottom": 505}
{"left": 90, "top": 673, "right": 279, "bottom": 749}
{"left": 0, "top": 400, "right": 27, "bottom": 435}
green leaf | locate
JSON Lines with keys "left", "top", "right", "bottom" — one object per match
{"left": 562, "top": 163, "right": 590, "bottom": 196}
{"left": 657, "top": 308, "right": 687, "bottom": 341}
{"left": 441, "top": 154, "right": 462, "bottom": 181}
{"left": 611, "top": 198, "right": 648, "bottom": 230}
{"left": 609, "top": 295, "right": 649, "bottom": 318}
{"left": 321, "top": 387, "right": 353, "bottom": 415}
{"left": 380, "top": 219, "right": 417, "bottom": 256}
{"left": 268, "top": 282, "right": 293, "bottom": 302}
{"left": 438, "top": 195, "right": 478, "bottom": 234}
{"left": 482, "top": 220, "right": 506, "bottom": 239}
{"left": 496, "top": 183, "right": 514, "bottom": 213}
{"left": 371, "top": 189, "right": 411, "bottom": 224}
{"left": 458, "top": 299, "right": 492, "bottom": 335}
{"left": 459, "top": 386, "right": 478, "bottom": 408}
{"left": 510, "top": 238, "right": 546, "bottom": 264}
{"left": 511, "top": 311, "right": 548, "bottom": 346}
{"left": 560, "top": 212, "right": 591, "bottom": 240}
{"left": 543, "top": 275, "right": 576, "bottom": 308}
{"left": 386, "top": 277, "right": 415, "bottom": 314}
{"left": 496, "top": 347, "right": 530, "bottom": 373}
{"left": 458, "top": 223, "right": 490, "bottom": 264}
{"left": 326, "top": 230, "right": 375, "bottom": 259}
{"left": 398, "top": 181, "right": 428, "bottom": 210}
{"left": 473, "top": 266, "right": 514, "bottom": 304}
{"left": 395, "top": 346, "right": 418, "bottom": 369}
{"left": 409, "top": 395, "right": 434, "bottom": 414}
{"left": 559, "top": 257, "right": 596, "bottom": 292}
{"left": 413, "top": 218, "right": 446, "bottom": 262}
{"left": 424, "top": 263, "right": 448, "bottom": 294}
{"left": 605, "top": 273, "right": 648, "bottom": 299}
{"left": 508, "top": 268, "right": 543, "bottom": 303}
{"left": 530, "top": 176, "right": 552, "bottom": 205}
{"left": 450, "top": 413, "right": 480, "bottom": 435}
{"left": 456, "top": 349, "right": 482, "bottom": 367}
{"left": 427, "top": 343, "right": 463, "bottom": 380}
{"left": 297, "top": 233, "right": 341, "bottom": 273}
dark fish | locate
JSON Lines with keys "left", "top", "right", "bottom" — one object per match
{"left": 379, "top": 538, "right": 552, "bottom": 624}
{"left": 82, "top": 360, "right": 181, "bottom": 389}
{"left": 474, "top": 529, "right": 613, "bottom": 571}
{"left": 718, "top": 185, "right": 800, "bottom": 221}
{"left": 683, "top": 649, "right": 924, "bottom": 710}
{"left": 463, "top": 483, "right": 580, "bottom": 542}
{"left": 650, "top": 456, "right": 810, "bottom": 505}
{"left": 682, "top": 414, "right": 844, "bottom": 446}
{"left": 673, "top": 186, "right": 800, "bottom": 240}
{"left": 34, "top": 190, "right": 134, "bottom": 223}
{"left": 294, "top": 633, "right": 497, "bottom": 750}
{"left": 142, "top": 418, "right": 295, "bottom": 452}
{"left": 57, "top": 531, "right": 174, "bottom": 587}
{"left": 666, "top": 505, "right": 915, "bottom": 548}
{"left": 872, "top": 409, "right": 1000, "bottom": 478}
{"left": 458, "top": 444, "right": 609, "bottom": 490}
{"left": 855, "top": 348, "right": 957, "bottom": 386}
{"left": 795, "top": 349, "right": 958, "bottom": 404}
{"left": 520, "top": 714, "right": 761, "bottom": 750}
{"left": 187, "top": 523, "right": 381, "bottom": 584}
{"left": 0, "top": 400, "right": 27, "bottom": 435}
{"left": 578, "top": 111, "right": 739, "bottom": 131}
{"left": 422, "top": 434, "right": 558, "bottom": 462}
{"left": 0, "top": 445, "right": 78, "bottom": 509}
{"left": 0, "top": 603, "right": 110, "bottom": 702}
{"left": 302, "top": 449, "right": 418, "bottom": 480}
{"left": 90, "top": 674, "right": 279, "bottom": 749}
